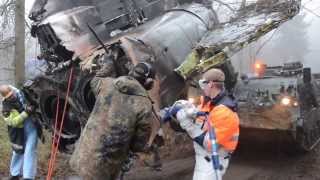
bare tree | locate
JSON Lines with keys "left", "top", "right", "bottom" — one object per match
{"left": 0, "top": 0, "right": 25, "bottom": 86}
{"left": 0, "top": 0, "right": 15, "bottom": 29}
{"left": 15, "top": 0, "right": 25, "bottom": 86}
{"left": 0, "top": 0, "right": 15, "bottom": 85}
{"left": 241, "top": 0, "right": 246, "bottom": 9}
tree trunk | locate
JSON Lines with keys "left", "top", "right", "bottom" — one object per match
{"left": 14, "top": 0, "right": 25, "bottom": 86}
{"left": 241, "top": 0, "right": 246, "bottom": 9}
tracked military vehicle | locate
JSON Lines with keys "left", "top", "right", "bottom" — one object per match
{"left": 24, "top": 0, "right": 301, "bottom": 153}
{"left": 234, "top": 62, "right": 320, "bottom": 151}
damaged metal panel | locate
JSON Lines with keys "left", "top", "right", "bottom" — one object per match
{"left": 29, "top": 0, "right": 94, "bottom": 21}
{"left": 39, "top": 6, "right": 107, "bottom": 57}
{"left": 26, "top": 0, "right": 304, "bottom": 152}
{"left": 79, "top": 3, "right": 217, "bottom": 106}
{"left": 175, "top": 0, "right": 301, "bottom": 80}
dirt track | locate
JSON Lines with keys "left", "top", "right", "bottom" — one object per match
{"left": 125, "top": 140, "right": 320, "bottom": 180}
{"left": 3, "top": 141, "right": 320, "bottom": 180}
{"left": 225, "top": 143, "right": 320, "bottom": 180}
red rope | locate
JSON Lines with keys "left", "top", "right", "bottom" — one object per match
{"left": 46, "top": 91, "right": 60, "bottom": 180}
{"left": 46, "top": 67, "right": 74, "bottom": 180}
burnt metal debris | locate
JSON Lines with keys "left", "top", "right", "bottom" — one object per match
{"left": 24, "top": 0, "right": 305, "bottom": 152}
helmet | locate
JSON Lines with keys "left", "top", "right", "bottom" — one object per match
{"left": 0, "top": 85, "right": 14, "bottom": 99}
{"left": 129, "top": 62, "right": 156, "bottom": 90}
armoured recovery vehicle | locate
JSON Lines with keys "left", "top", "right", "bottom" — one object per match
{"left": 234, "top": 62, "right": 320, "bottom": 151}
{"left": 24, "top": 0, "right": 304, "bottom": 156}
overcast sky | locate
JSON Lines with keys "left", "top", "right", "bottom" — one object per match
{"left": 26, "top": 0, "right": 35, "bottom": 12}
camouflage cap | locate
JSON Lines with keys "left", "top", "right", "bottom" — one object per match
{"left": 203, "top": 68, "right": 225, "bottom": 82}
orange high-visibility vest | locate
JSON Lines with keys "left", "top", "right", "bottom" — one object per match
{"left": 198, "top": 96, "right": 240, "bottom": 152}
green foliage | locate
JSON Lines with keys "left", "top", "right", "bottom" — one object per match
{"left": 0, "top": 117, "right": 74, "bottom": 177}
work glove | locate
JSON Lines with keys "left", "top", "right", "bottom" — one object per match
{"left": 159, "top": 104, "right": 183, "bottom": 123}
{"left": 174, "top": 100, "right": 204, "bottom": 138}
{"left": 159, "top": 107, "right": 171, "bottom": 123}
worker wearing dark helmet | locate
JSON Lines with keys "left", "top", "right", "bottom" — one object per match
{"left": 0, "top": 85, "right": 38, "bottom": 180}
{"left": 70, "top": 62, "right": 157, "bottom": 180}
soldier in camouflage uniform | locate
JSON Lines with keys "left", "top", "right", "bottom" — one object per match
{"left": 70, "top": 62, "right": 156, "bottom": 180}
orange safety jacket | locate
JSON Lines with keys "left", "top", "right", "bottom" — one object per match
{"left": 197, "top": 92, "right": 240, "bottom": 152}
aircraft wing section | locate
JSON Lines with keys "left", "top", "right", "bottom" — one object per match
{"left": 176, "top": 0, "right": 301, "bottom": 79}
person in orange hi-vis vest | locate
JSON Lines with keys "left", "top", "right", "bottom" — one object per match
{"left": 160, "top": 68, "right": 239, "bottom": 180}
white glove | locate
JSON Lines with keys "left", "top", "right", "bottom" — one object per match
{"left": 173, "top": 100, "right": 198, "bottom": 118}
{"left": 175, "top": 101, "right": 203, "bottom": 138}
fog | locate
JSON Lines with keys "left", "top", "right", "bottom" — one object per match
{"left": 231, "top": 0, "right": 320, "bottom": 74}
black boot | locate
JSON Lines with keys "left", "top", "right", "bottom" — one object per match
{"left": 9, "top": 176, "right": 19, "bottom": 180}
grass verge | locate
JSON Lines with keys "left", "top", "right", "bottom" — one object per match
{"left": 0, "top": 116, "right": 74, "bottom": 178}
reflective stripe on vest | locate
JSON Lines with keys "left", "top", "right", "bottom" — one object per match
{"left": 230, "top": 135, "right": 239, "bottom": 142}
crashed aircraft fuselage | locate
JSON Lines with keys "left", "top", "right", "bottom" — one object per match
{"left": 25, "top": 0, "right": 302, "bottom": 151}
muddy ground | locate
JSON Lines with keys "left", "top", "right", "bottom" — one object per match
{"left": 124, "top": 140, "right": 320, "bottom": 180}
{"left": 2, "top": 137, "right": 320, "bottom": 180}
{"left": 225, "top": 141, "right": 320, "bottom": 180}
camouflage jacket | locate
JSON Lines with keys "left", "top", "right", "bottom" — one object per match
{"left": 70, "top": 76, "right": 153, "bottom": 180}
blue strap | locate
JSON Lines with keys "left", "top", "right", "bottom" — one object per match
{"left": 196, "top": 112, "right": 221, "bottom": 171}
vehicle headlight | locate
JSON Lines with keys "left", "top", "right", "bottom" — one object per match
{"left": 281, "top": 97, "right": 291, "bottom": 106}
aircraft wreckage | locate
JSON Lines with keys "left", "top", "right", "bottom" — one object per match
{"left": 23, "top": 0, "right": 317, "bottom": 158}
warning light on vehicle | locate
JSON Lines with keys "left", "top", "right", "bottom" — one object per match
{"left": 255, "top": 63, "right": 262, "bottom": 69}
{"left": 254, "top": 61, "right": 266, "bottom": 77}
